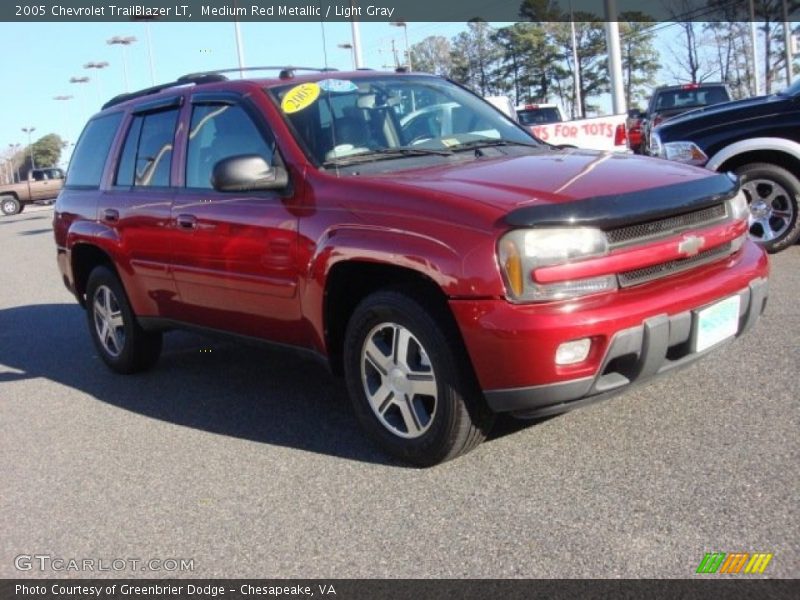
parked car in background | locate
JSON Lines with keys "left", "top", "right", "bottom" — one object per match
{"left": 626, "top": 107, "right": 645, "bottom": 154}
{"left": 54, "top": 69, "right": 768, "bottom": 465}
{"left": 651, "top": 78, "right": 800, "bottom": 253}
{"left": 642, "top": 83, "right": 732, "bottom": 155}
{"left": 0, "top": 168, "right": 65, "bottom": 215}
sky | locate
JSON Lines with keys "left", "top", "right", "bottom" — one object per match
{"left": 0, "top": 20, "right": 468, "bottom": 165}
{"left": 0, "top": 20, "right": 786, "bottom": 168}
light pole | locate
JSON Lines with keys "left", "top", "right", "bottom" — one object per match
{"left": 84, "top": 61, "right": 109, "bottom": 101}
{"left": 338, "top": 42, "right": 355, "bottom": 69}
{"left": 70, "top": 76, "right": 91, "bottom": 119}
{"left": 390, "top": 21, "right": 412, "bottom": 69}
{"left": 107, "top": 35, "right": 137, "bottom": 92}
{"left": 21, "top": 127, "right": 36, "bottom": 171}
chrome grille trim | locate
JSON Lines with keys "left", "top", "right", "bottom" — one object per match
{"left": 607, "top": 203, "right": 727, "bottom": 247}
{"left": 617, "top": 242, "right": 734, "bottom": 288}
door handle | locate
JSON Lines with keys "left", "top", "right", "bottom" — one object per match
{"left": 103, "top": 208, "right": 119, "bottom": 222}
{"left": 176, "top": 214, "right": 197, "bottom": 230}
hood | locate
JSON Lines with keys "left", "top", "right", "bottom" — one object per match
{"left": 657, "top": 94, "right": 782, "bottom": 130}
{"left": 363, "top": 149, "right": 714, "bottom": 214}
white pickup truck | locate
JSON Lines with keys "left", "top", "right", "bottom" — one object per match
{"left": 517, "top": 104, "right": 628, "bottom": 152}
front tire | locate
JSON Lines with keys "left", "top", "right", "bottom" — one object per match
{"left": 85, "top": 266, "right": 162, "bottom": 374}
{"left": 1, "top": 196, "right": 20, "bottom": 216}
{"left": 343, "top": 290, "right": 494, "bottom": 466}
{"left": 736, "top": 162, "right": 800, "bottom": 253}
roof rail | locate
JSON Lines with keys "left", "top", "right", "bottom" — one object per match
{"left": 180, "top": 66, "right": 338, "bottom": 81}
{"left": 101, "top": 73, "right": 227, "bottom": 110}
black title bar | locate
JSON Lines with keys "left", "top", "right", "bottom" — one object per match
{"left": 3, "top": 1, "right": 798, "bottom": 22}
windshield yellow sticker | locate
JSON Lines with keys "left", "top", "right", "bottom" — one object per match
{"left": 441, "top": 138, "right": 459, "bottom": 147}
{"left": 281, "top": 83, "right": 320, "bottom": 114}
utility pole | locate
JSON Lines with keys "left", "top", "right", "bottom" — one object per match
{"left": 750, "top": 0, "right": 760, "bottom": 95}
{"left": 570, "top": 20, "right": 582, "bottom": 118}
{"left": 783, "top": 0, "right": 793, "bottom": 86}
{"left": 350, "top": 1, "right": 363, "bottom": 69}
{"left": 604, "top": 0, "right": 626, "bottom": 116}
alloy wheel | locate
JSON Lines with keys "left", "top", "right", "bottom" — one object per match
{"left": 360, "top": 322, "right": 438, "bottom": 439}
{"left": 92, "top": 285, "right": 126, "bottom": 358}
{"left": 742, "top": 178, "right": 795, "bottom": 243}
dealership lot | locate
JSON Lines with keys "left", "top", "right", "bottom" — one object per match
{"left": 1, "top": 204, "right": 797, "bottom": 578}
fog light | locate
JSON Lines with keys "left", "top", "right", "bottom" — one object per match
{"left": 556, "top": 338, "right": 591, "bottom": 365}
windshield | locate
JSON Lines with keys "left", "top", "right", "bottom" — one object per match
{"left": 654, "top": 87, "right": 729, "bottom": 111}
{"left": 269, "top": 75, "right": 540, "bottom": 167}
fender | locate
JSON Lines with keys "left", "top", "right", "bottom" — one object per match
{"left": 64, "top": 220, "right": 143, "bottom": 306}
{"left": 301, "top": 224, "right": 501, "bottom": 353}
{"left": 706, "top": 137, "right": 800, "bottom": 172}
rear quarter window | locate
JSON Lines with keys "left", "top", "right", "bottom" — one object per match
{"left": 66, "top": 112, "right": 123, "bottom": 188}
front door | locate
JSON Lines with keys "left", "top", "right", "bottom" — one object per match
{"left": 169, "top": 96, "right": 302, "bottom": 345}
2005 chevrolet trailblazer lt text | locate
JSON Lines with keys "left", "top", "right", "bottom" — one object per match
{"left": 53, "top": 68, "right": 769, "bottom": 465}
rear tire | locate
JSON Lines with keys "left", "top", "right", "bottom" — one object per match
{"left": 343, "top": 290, "right": 494, "bottom": 467}
{"left": 736, "top": 162, "right": 800, "bottom": 253}
{"left": 85, "top": 266, "right": 162, "bottom": 374}
{"left": 1, "top": 196, "right": 20, "bottom": 216}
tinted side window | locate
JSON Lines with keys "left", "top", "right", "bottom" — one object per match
{"left": 115, "top": 109, "right": 179, "bottom": 187}
{"left": 67, "top": 112, "right": 123, "bottom": 187}
{"left": 186, "top": 104, "right": 275, "bottom": 189}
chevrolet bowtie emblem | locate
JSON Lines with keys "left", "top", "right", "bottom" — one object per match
{"left": 678, "top": 235, "right": 705, "bottom": 256}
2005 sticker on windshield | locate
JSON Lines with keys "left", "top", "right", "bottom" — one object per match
{"left": 281, "top": 83, "right": 320, "bottom": 114}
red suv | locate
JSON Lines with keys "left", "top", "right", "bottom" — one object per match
{"left": 54, "top": 69, "right": 769, "bottom": 466}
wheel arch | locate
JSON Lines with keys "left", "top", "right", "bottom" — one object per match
{"left": 323, "top": 260, "right": 455, "bottom": 376}
{"left": 71, "top": 243, "right": 119, "bottom": 308}
{"left": 708, "top": 138, "right": 800, "bottom": 178}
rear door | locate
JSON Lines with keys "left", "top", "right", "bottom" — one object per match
{"left": 169, "top": 93, "right": 303, "bottom": 344}
{"left": 104, "top": 97, "right": 182, "bottom": 317}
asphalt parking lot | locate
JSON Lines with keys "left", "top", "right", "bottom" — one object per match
{"left": 1, "top": 204, "right": 797, "bottom": 579}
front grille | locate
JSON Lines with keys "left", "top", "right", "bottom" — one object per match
{"left": 607, "top": 203, "right": 727, "bottom": 246}
{"left": 618, "top": 242, "right": 733, "bottom": 288}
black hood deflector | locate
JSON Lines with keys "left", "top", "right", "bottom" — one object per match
{"left": 505, "top": 173, "right": 738, "bottom": 230}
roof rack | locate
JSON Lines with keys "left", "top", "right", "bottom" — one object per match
{"left": 101, "top": 66, "right": 338, "bottom": 110}
{"left": 101, "top": 73, "right": 227, "bottom": 110}
{"left": 180, "top": 66, "right": 338, "bottom": 81}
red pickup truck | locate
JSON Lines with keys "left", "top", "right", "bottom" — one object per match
{"left": 53, "top": 69, "right": 768, "bottom": 465}
{"left": 1, "top": 168, "right": 65, "bottom": 215}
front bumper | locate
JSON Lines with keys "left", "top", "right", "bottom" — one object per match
{"left": 449, "top": 240, "right": 769, "bottom": 418}
{"left": 484, "top": 277, "right": 767, "bottom": 417}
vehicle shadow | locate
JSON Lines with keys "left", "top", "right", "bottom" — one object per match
{"left": 0, "top": 303, "right": 541, "bottom": 466}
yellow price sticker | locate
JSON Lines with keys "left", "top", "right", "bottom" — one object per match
{"left": 281, "top": 83, "right": 321, "bottom": 114}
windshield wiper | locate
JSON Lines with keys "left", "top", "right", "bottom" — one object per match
{"left": 323, "top": 146, "right": 453, "bottom": 167}
{"left": 450, "top": 139, "right": 542, "bottom": 152}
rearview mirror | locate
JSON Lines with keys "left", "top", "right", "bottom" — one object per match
{"left": 211, "top": 155, "right": 288, "bottom": 192}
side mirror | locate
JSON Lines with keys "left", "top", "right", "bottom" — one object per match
{"left": 211, "top": 155, "right": 288, "bottom": 192}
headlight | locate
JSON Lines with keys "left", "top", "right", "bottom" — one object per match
{"left": 497, "top": 228, "right": 617, "bottom": 302}
{"left": 662, "top": 141, "right": 708, "bottom": 165}
{"left": 649, "top": 131, "right": 663, "bottom": 156}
